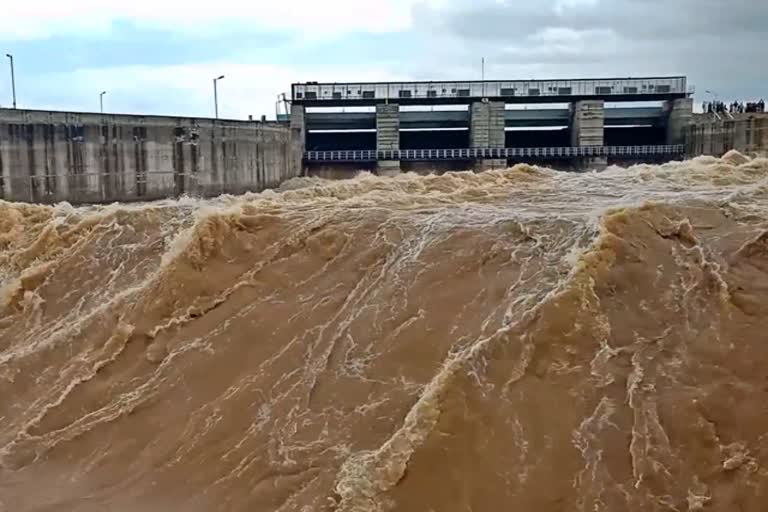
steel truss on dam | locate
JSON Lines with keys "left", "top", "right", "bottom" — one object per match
{"left": 292, "top": 77, "right": 688, "bottom": 106}
{"left": 305, "top": 145, "right": 685, "bottom": 163}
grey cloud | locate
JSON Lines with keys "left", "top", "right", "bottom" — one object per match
{"left": 418, "top": 0, "right": 768, "bottom": 41}
{"left": 408, "top": 0, "right": 767, "bottom": 102}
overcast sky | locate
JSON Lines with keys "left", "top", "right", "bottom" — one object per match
{"left": 1, "top": 0, "right": 765, "bottom": 118}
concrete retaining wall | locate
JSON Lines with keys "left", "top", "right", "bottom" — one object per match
{"left": 687, "top": 113, "right": 768, "bottom": 157}
{"left": 0, "top": 108, "right": 302, "bottom": 204}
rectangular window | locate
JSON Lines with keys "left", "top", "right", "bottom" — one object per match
{"left": 623, "top": 87, "right": 638, "bottom": 94}
{"left": 457, "top": 89, "right": 470, "bottom": 97}
{"left": 296, "top": 92, "right": 303, "bottom": 99}
{"left": 528, "top": 88, "right": 540, "bottom": 96}
{"left": 500, "top": 88, "right": 516, "bottom": 96}
{"left": 656, "top": 85, "right": 671, "bottom": 93}
{"left": 558, "top": 87, "right": 572, "bottom": 95}
{"left": 362, "top": 91, "right": 375, "bottom": 99}
{"left": 305, "top": 91, "right": 317, "bottom": 99}
{"left": 398, "top": 90, "right": 412, "bottom": 98}
{"left": 595, "top": 86, "right": 612, "bottom": 95}
{"left": 332, "top": 92, "right": 342, "bottom": 99}
{"left": 427, "top": 90, "right": 437, "bottom": 98}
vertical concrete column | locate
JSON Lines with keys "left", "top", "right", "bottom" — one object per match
{"left": 570, "top": 100, "right": 606, "bottom": 170}
{"left": 289, "top": 104, "right": 306, "bottom": 177}
{"left": 470, "top": 101, "right": 506, "bottom": 170}
{"left": 664, "top": 98, "right": 693, "bottom": 146}
{"left": 376, "top": 103, "right": 400, "bottom": 176}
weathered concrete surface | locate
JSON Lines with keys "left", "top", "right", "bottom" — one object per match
{"left": 687, "top": 112, "right": 768, "bottom": 157}
{"left": 376, "top": 160, "right": 401, "bottom": 177}
{"left": 570, "top": 100, "right": 606, "bottom": 170}
{"left": 470, "top": 101, "right": 506, "bottom": 170}
{"left": 290, "top": 104, "right": 306, "bottom": 178}
{"left": 469, "top": 101, "right": 505, "bottom": 149}
{"left": 664, "top": 98, "right": 693, "bottom": 146}
{"left": 0, "top": 108, "right": 302, "bottom": 204}
{"left": 376, "top": 103, "right": 400, "bottom": 174}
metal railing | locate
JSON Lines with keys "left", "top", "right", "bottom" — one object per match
{"left": 305, "top": 145, "right": 685, "bottom": 162}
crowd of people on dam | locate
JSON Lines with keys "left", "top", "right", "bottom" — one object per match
{"left": 703, "top": 99, "right": 765, "bottom": 114}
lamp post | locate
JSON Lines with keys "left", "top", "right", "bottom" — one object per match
{"left": 100, "top": 91, "right": 107, "bottom": 113}
{"left": 5, "top": 53, "right": 16, "bottom": 109}
{"left": 213, "top": 74, "right": 225, "bottom": 119}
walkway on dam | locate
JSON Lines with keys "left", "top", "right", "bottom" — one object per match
{"left": 305, "top": 144, "right": 684, "bottom": 162}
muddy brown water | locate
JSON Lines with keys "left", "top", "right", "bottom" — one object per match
{"left": 2, "top": 151, "right": 768, "bottom": 511}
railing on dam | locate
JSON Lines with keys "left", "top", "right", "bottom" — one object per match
{"left": 305, "top": 145, "right": 685, "bottom": 162}
{"left": 293, "top": 77, "right": 688, "bottom": 106}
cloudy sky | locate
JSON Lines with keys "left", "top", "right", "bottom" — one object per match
{"left": 1, "top": 0, "right": 765, "bottom": 118}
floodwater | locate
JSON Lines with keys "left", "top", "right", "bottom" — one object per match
{"left": 1, "top": 151, "right": 768, "bottom": 511}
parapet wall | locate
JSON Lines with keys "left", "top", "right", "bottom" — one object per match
{"left": 0, "top": 108, "right": 302, "bottom": 204}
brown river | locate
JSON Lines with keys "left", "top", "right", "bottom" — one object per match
{"left": 1, "top": 151, "right": 768, "bottom": 511}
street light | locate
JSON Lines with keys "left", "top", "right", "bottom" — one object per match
{"left": 100, "top": 91, "right": 107, "bottom": 113}
{"left": 5, "top": 53, "right": 16, "bottom": 109}
{"left": 213, "top": 74, "right": 225, "bottom": 119}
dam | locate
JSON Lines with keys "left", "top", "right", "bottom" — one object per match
{"left": 3, "top": 74, "right": 766, "bottom": 206}
{"left": 290, "top": 76, "right": 693, "bottom": 174}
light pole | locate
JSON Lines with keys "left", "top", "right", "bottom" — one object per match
{"left": 5, "top": 53, "right": 16, "bottom": 109}
{"left": 100, "top": 91, "right": 107, "bottom": 113}
{"left": 213, "top": 74, "right": 225, "bottom": 119}
{"left": 481, "top": 56, "right": 486, "bottom": 98}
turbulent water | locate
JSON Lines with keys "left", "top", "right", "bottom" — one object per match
{"left": 2, "top": 152, "right": 768, "bottom": 512}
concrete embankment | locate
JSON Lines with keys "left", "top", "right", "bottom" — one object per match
{"left": 0, "top": 108, "right": 303, "bottom": 204}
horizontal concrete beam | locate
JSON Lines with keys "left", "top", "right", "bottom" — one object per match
{"left": 293, "top": 77, "right": 688, "bottom": 106}
{"left": 306, "top": 107, "right": 665, "bottom": 131}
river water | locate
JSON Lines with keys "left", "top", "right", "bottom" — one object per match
{"left": 1, "top": 152, "right": 767, "bottom": 511}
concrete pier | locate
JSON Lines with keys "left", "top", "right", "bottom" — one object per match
{"left": 376, "top": 103, "right": 400, "bottom": 175}
{"left": 470, "top": 101, "right": 506, "bottom": 170}
{"left": 665, "top": 98, "right": 693, "bottom": 146}
{"left": 290, "top": 104, "right": 306, "bottom": 176}
{"left": 570, "top": 100, "right": 606, "bottom": 170}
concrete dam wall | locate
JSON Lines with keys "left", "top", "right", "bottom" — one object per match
{"left": 686, "top": 112, "right": 768, "bottom": 158}
{"left": 0, "top": 108, "right": 302, "bottom": 204}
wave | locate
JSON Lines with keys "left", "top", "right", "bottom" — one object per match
{"left": 1, "top": 152, "right": 767, "bottom": 511}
